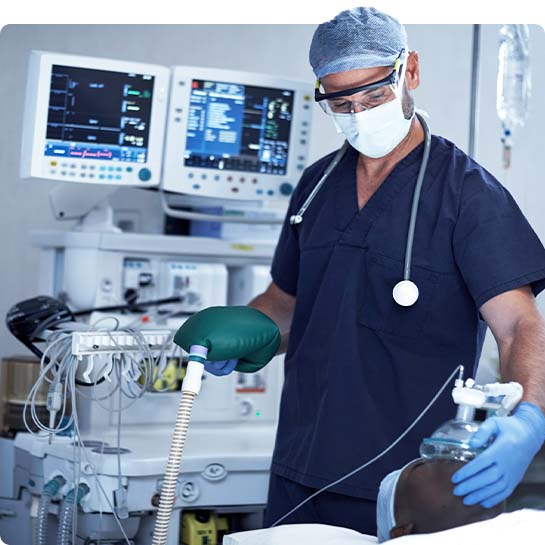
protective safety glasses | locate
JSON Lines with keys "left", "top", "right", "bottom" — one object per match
{"left": 315, "top": 50, "right": 406, "bottom": 116}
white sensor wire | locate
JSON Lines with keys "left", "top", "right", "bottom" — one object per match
{"left": 270, "top": 364, "right": 464, "bottom": 527}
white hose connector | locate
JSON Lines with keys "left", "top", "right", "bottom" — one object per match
{"left": 484, "top": 381, "right": 523, "bottom": 415}
{"left": 151, "top": 344, "right": 208, "bottom": 545}
{"left": 452, "top": 387, "right": 487, "bottom": 408}
{"left": 181, "top": 361, "right": 204, "bottom": 394}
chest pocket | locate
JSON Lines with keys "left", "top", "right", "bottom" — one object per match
{"left": 359, "top": 251, "right": 440, "bottom": 338}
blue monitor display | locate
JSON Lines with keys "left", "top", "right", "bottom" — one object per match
{"left": 45, "top": 65, "right": 155, "bottom": 163}
{"left": 184, "top": 80, "right": 294, "bottom": 176}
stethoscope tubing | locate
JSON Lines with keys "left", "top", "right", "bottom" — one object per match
{"left": 290, "top": 112, "right": 432, "bottom": 294}
{"left": 403, "top": 112, "right": 431, "bottom": 280}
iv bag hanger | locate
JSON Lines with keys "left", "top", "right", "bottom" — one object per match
{"left": 49, "top": 183, "right": 121, "bottom": 233}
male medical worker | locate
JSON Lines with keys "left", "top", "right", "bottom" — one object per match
{"left": 205, "top": 7, "right": 545, "bottom": 535}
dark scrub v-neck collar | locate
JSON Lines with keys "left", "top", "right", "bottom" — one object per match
{"left": 335, "top": 139, "right": 430, "bottom": 244}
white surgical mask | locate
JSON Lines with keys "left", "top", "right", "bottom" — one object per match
{"left": 332, "top": 57, "right": 414, "bottom": 158}
{"left": 333, "top": 96, "right": 413, "bottom": 158}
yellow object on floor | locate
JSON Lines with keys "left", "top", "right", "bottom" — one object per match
{"left": 181, "top": 511, "right": 217, "bottom": 545}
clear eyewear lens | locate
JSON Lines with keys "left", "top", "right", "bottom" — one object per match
{"left": 321, "top": 83, "right": 398, "bottom": 116}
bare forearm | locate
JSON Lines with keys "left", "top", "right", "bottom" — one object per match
{"left": 248, "top": 282, "right": 295, "bottom": 355}
{"left": 498, "top": 316, "right": 545, "bottom": 413}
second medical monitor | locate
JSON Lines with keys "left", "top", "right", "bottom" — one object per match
{"left": 162, "top": 67, "right": 313, "bottom": 201}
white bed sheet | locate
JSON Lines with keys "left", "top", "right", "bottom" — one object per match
{"left": 223, "top": 523, "right": 377, "bottom": 545}
{"left": 223, "top": 509, "right": 544, "bottom": 545}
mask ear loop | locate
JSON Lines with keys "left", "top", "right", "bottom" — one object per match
{"left": 393, "top": 49, "right": 409, "bottom": 100}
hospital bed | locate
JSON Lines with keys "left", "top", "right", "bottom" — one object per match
{"left": 223, "top": 509, "right": 545, "bottom": 545}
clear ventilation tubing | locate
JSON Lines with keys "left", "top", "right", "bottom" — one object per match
{"left": 56, "top": 483, "right": 89, "bottom": 545}
{"left": 35, "top": 476, "right": 66, "bottom": 545}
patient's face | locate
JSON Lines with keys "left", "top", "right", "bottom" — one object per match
{"left": 391, "top": 459, "right": 504, "bottom": 538}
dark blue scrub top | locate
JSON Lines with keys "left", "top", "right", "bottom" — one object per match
{"left": 270, "top": 135, "right": 545, "bottom": 501}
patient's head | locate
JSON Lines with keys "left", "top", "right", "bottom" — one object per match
{"left": 376, "top": 458, "right": 505, "bottom": 542}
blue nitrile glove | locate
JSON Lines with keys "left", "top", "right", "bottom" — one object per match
{"left": 452, "top": 401, "right": 545, "bottom": 508}
{"left": 203, "top": 359, "right": 238, "bottom": 376}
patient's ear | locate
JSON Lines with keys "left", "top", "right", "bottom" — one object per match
{"left": 390, "top": 522, "right": 414, "bottom": 539}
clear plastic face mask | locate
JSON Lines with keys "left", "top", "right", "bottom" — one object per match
{"left": 419, "top": 418, "right": 486, "bottom": 462}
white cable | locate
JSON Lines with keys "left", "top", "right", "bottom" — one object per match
{"left": 23, "top": 334, "right": 76, "bottom": 436}
{"left": 90, "top": 315, "right": 121, "bottom": 330}
{"left": 71, "top": 393, "right": 133, "bottom": 545}
{"left": 70, "top": 355, "right": 131, "bottom": 543}
{"left": 24, "top": 323, "right": 181, "bottom": 545}
{"left": 71, "top": 368, "right": 81, "bottom": 545}
{"left": 270, "top": 364, "right": 464, "bottom": 527}
{"left": 117, "top": 363, "right": 123, "bottom": 493}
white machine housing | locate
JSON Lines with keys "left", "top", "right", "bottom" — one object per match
{"left": 14, "top": 425, "right": 277, "bottom": 541}
{"left": 162, "top": 66, "right": 313, "bottom": 201}
{"left": 31, "top": 230, "right": 283, "bottom": 431}
{"left": 34, "top": 233, "right": 229, "bottom": 312}
{"left": 76, "top": 349, "right": 284, "bottom": 433}
{"left": 228, "top": 265, "right": 271, "bottom": 306}
{"left": 159, "top": 261, "right": 228, "bottom": 313}
{"left": 20, "top": 51, "right": 170, "bottom": 187}
{"left": 121, "top": 257, "right": 229, "bottom": 314}
{"left": 15, "top": 231, "right": 285, "bottom": 543}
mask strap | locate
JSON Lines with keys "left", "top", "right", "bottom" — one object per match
{"left": 394, "top": 50, "right": 409, "bottom": 99}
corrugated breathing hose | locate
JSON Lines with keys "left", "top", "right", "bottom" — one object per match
{"left": 151, "top": 347, "right": 206, "bottom": 545}
{"left": 35, "top": 475, "right": 66, "bottom": 545}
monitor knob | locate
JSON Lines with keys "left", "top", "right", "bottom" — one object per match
{"left": 280, "top": 182, "right": 293, "bottom": 196}
{"left": 138, "top": 168, "right": 152, "bottom": 182}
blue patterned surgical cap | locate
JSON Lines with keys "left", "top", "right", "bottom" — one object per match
{"left": 309, "top": 7, "right": 408, "bottom": 79}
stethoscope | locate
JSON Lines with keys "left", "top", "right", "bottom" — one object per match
{"left": 290, "top": 112, "right": 432, "bottom": 307}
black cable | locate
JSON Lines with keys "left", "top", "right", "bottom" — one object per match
{"left": 31, "top": 311, "right": 74, "bottom": 340}
{"left": 18, "top": 337, "right": 46, "bottom": 361}
{"left": 71, "top": 296, "right": 184, "bottom": 317}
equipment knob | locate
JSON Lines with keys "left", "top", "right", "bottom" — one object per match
{"left": 280, "top": 182, "right": 293, "bottom": 196}
{"left": 138, "top": 168, "right": 152, "bottom": 182}
{"left": 240, "top": 400, "right": 254, "bottom": 417}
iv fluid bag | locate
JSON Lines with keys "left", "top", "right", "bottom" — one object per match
{"left": 497, "top": 24, "right": 531, "bottom": 130}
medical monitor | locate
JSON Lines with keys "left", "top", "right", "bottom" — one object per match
{"left": 20, "top": 51, "right": 169, "bottom": 187}
{"left": 162, "top": 66, "right": 313, "bottom": 201}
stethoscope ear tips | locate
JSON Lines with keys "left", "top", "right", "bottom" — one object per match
{"left": 393, "top": 280, "right": 419, "bottom": 307}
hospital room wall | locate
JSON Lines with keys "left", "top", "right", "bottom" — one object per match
{"left": 0, "top": 24, "right": 472, "bottom": 360}
{"left": 474, "top": 25, "right": 545, "bottom": 236}
{"left": 473, "top": 25, "right": 545, "bottom": 382}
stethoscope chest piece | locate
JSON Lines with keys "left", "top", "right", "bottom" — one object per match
{"left": 392, "top": 280, "right": 419, "bottom": 307}
{"left": 289, "top": 214, "right": 303, "bottom": 225}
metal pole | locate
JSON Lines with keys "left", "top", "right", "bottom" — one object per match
{"left": 468, "top": 24, "right": 481, "bottom": 159}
